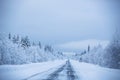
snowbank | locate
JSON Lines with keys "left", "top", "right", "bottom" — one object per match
{"left": 0, "top": 60, "right": 66, "bottom": 80}
{"left": 71, "top": 60, "right": 120, "bottom": 80}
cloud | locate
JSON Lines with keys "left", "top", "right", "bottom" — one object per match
{"left": 4, "top": 0, "right": 112, "bottom": 44}
{"left": 56, "top": 39, "right": 109, "bottom": 51}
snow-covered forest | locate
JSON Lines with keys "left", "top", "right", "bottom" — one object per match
{"left": 0, "top": 33, "right": 65, "bottom": 65}
{"left": 0, "top": 31, "right": 120, "bottom": 69}
{"left": 73, "top": 27, "right": 120, "bottom": 69}
{"left": 1, "top": 0, "right": 120, "bottom": 80}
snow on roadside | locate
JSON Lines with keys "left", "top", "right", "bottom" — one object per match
{"left": 0, "top": 60, "right": 66, "bottom": 80}
{"left": 71, "top": 60, "right": 120, "bottom": 80}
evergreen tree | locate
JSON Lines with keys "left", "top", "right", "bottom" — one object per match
{"left": 44, "top": 45, "right": 53, "bottom": 52}
{"left": 16, "top": 35, "right": 19, "bottom": 44}
{"left": 8, "top": 33, "right": 11, "bottom": 40}
{"left": 12, "top": 35, "right": 20, "bottom": 44}
{"left": 12, "top": 35, "right": 16, "bottom": 43}
{"left": 38, "top": 41, "right": 41, "bottom": 49}
{"left": 88, "top": 45, "right": 90, "bottom": 52}
{"left": 21, "top": 36, "right": 31, "bottom": 48}
{"left": 105, "top": 26, "right": 120, "bottom": 69}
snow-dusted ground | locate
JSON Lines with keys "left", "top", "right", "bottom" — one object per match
{"left": 0, "top": 60, "right": 66, "bottom": 80}
{"left": 0, "top": 60, "right": 120, "bottom": 80}
{"left": 28, "top": 60, "right": 78, "bottom": 80}
{"left": 71, "top": 60, "right": 120, "bottom": 80}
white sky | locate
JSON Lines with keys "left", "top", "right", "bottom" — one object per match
{"left": 2, "top": 0, "right": 119, "bottom": 51}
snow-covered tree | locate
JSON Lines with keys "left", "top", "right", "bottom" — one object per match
{"left": 44, "top": 45, "right": 53, "bottom": 52}
{"left": 12, "top": 35, "right": 20, "bottom": 44}
{"left": 0, "top": 33, "right": 6, "bottom": 64}
{"left": 8, "top": 33, "right": 11, "bottom": 40}
{"left": 79, "top": 26, "right": 120, "bottom": 69}
{"left": 0, "top": 33, "right": 65, "bottom": 65}
{"left": 38, "top": 41, "right": 42, "bottom": 49}
{"left": 105, "top": 26, "right": 120, "bottom": 68}
{"left": 21, "top": 36, "right": 31, "bottom": 48}
{"left": 88, "top": 45, "right": 90, "bottom": 52}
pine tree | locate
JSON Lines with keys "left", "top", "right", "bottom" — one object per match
{"left": 16, "top": 35, "right": 19, "bottom": 44}
{"left": 12, "top": 35, "right": 16, "bottom": 43}
{"left": 8, "top": 33, "right": 11, "bottom": 40}
{"left": 106, "top": 26, "right": 120, "bottom": 69}
{"left": 38, "top": 41, "right": 41, "bottom": 49}
{"left": 88, "top": 45, "right": 90, "bottom": 52}
{"left": 12, "top": 35, "right": 20, "bottom": 44}
{"left": 44, "top": 45, "right": 53, "bottom": 52}
{"left": 21, "top": 36, "right": 31, "bottom": 48}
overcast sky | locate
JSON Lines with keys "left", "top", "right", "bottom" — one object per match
{"left": 1, "top": 0, "right": 119, "bottom": 51}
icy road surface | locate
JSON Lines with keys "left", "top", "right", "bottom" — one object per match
{"left": 0, "top": 60, "right": 120, "bottom": 80}
{"left": 26, "top": 60, "right": 79, "bottom": 80}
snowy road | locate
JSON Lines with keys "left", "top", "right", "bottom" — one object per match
{"left": 26, "top": 60, "right": 79, "bottom": 80}
{"left": 1, "top": 60, "right": 120, "bottom": 80}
